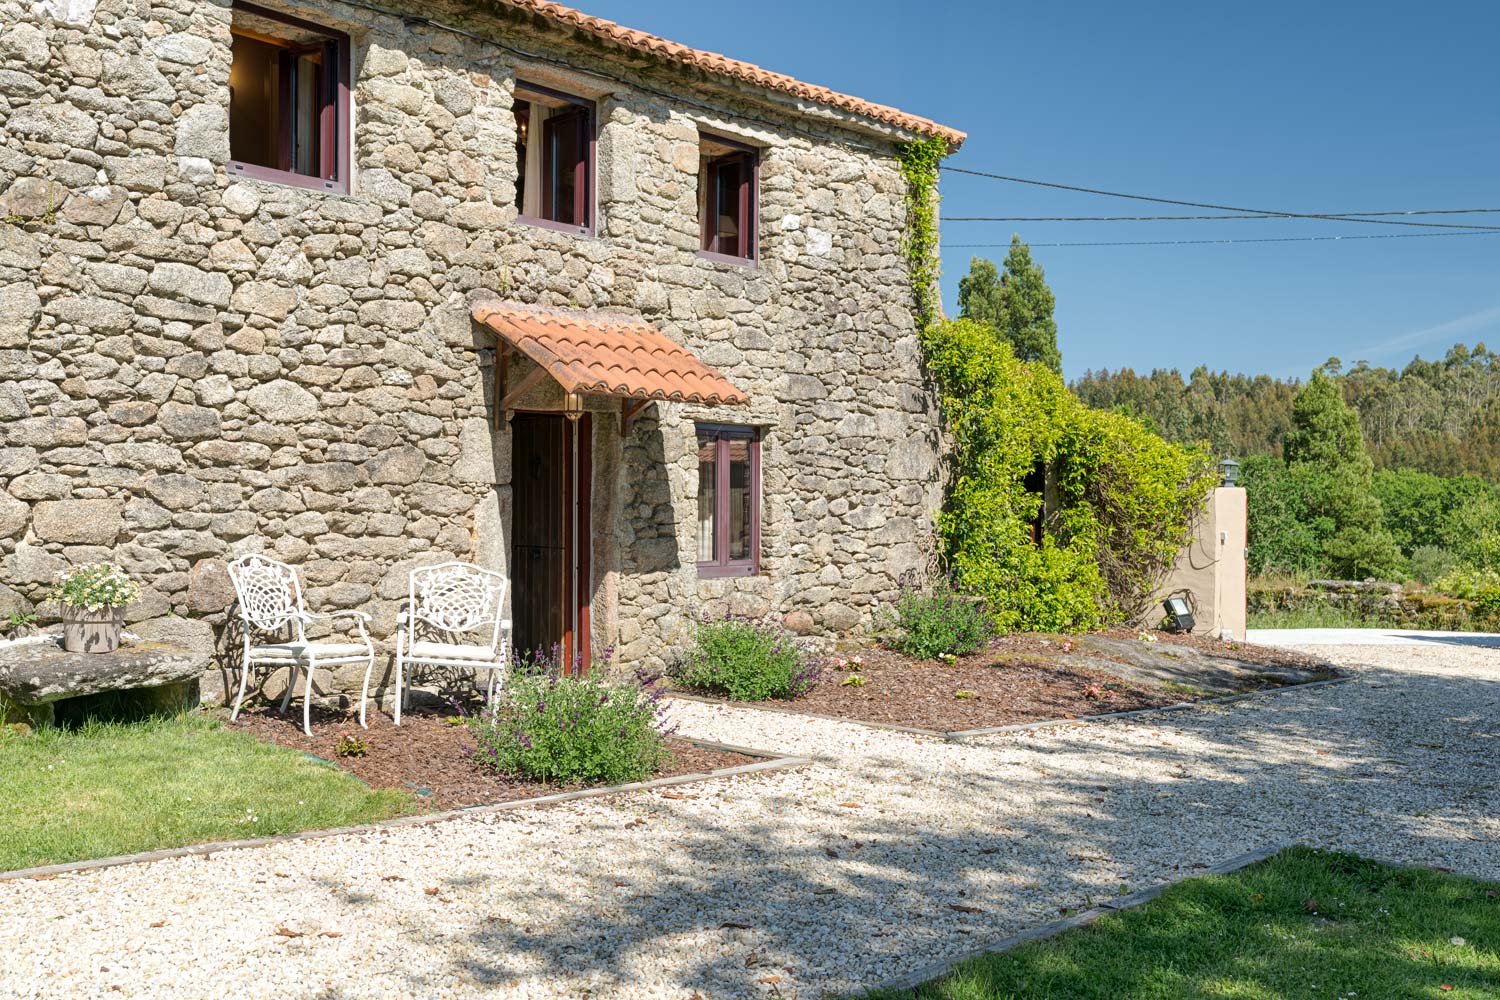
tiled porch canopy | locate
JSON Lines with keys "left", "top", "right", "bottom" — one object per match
{"left": 472, "top": 301, "right": 750, "bottom": 428}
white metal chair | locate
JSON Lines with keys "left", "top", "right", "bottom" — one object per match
{"left": 226, "top": 554, "right": 376, "bottom": 737}
{"left": 394, "top": 561, "right": 511, "bottom": 725}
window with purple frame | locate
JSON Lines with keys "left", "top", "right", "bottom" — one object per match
{"left": 228, "top": 3, "right": 350, "bottom": 194}
{"left": 698, "top": 134, "right": 757, "bottom": 261}
{"left": 696, "top": 425, "right": 761, "bottom": 577}
{"left": 513, "top": 81, "right": 594, "bottom": 233}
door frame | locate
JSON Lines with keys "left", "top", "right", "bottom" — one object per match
{"left": 509, "top": 410, "right": 592, "bottom": 674}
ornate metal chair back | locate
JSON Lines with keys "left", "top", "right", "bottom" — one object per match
{"left": 227, "top": 554, "right": 307, "bottom": 638}
{"left": 407, "top": 562, "right": 508, "bottom": 649}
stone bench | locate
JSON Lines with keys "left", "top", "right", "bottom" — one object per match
{"left": 0, "top": 632, "right": 210, "bottom": 727}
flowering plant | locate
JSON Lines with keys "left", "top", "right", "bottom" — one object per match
{"left": 885, "top": 580, "right": 995, "bottom": 660}
{"left": 465, "top": 648, "right": 672, "bottom": 785}
{"left": 335, "top": 732, "right": 368, "bottom": 757}
{"left": 49, "top": 563, "right": 141, "bottom": 613}
{"left": 674, "top": 613, "right": 823, "bottom": 701}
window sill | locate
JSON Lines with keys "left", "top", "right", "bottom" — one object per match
{"left": 518, "top": 214, "right": 595, "bottom": 238}
{"left": 695, "top": 249, "right": 758, "bottom": 269}
{"left": 229, "top": 160, "right": 348, "bottom": 195}
{"left": 697, "top": 563, "right": 759, "bottom": 579}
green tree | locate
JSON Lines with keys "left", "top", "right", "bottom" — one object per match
{"left": 1279, "top": 370, "right": 1401, "bottom": 579}
{"left": 957, "top": 238, "right": 1063, "bottom": 373}
{"left": 956, "top": 256, "right": 1005, "bottom": 327}
{"left": 1284, "top": 370, "right": 1370, "bottom": 475}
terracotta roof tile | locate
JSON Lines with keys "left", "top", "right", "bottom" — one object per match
{"left": 484, "top": 0, "right": 965, "bottom": 146}
{"left": 473, "top": 301, "right": 751, "bottom": 406}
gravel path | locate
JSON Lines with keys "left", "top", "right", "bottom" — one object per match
{"left": 2, "top": 643, "right": 1496, "bottom": 999}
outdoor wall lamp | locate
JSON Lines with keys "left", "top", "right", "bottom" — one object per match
{"left": 562, "top": 391, "right": 585, "bottom": 422}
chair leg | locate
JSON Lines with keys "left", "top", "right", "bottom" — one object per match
{"left": 302, "top": 658, "right": 315, "bottom": 738}
{"left": 231, "top": 653, "right": 252, "bottom": 723}
{"left": 278, "top": 663, "right": 295, "bottom": 715}
{"left": 393, "top": 655, "right": 405, "bottom": 727}
{"left": 358, "top": 651, "right": 374, "bottom": 729}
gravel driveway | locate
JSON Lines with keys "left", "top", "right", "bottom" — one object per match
{"left": 2, "top": 640, "right": 1495, "bottom": 999}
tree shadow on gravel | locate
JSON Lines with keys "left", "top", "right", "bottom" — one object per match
{"left": 305, "top": 659, "right": 1498, "bottom": 999}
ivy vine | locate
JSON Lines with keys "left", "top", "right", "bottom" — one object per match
{"left": 897, "top": 135, "right": 948, "bottom": 331}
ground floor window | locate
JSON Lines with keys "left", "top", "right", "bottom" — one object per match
{"left": 696, "top": 424, "right": 760, "bottom": 577}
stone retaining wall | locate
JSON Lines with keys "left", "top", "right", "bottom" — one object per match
{"left": 0, "top": 0, "right": 945, "bottom": 704}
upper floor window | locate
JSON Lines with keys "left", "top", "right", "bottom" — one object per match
{"left": 699, "top": 135, "right": 758, "bottom": 263}
{"left": 228, "top": 3, "right": 350, "bottom": 194}
{"left": 513, "top": 81, "right": 595, "bottom": 234}
{"left": 697, "top": 424, "right": 761, "bottom": 577}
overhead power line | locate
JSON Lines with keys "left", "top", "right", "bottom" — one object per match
{"left": 946, "top": 230, "right": 1500, "bottom": 249}
{"left": 941, "top": 166, "right": 1500, "bottom": 231}
{"left": 948, "top": 208, "right": 1500, "bottom": 223}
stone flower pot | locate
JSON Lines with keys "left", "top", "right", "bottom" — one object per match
{"left": 61, "top": 605, "right": 126, "bottom": 654}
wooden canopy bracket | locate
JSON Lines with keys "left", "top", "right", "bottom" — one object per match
{"left": 491, "top": 340, "right": 514, "bottom": 430}
{"left": 498, "top": 367, "right": 547, "bottom": 420}
{"left": 620, "top": 397, "right": 652, "bottom": 435}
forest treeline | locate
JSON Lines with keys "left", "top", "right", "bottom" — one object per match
{"left": 1072, "top": 343, "right": 1500, "bottom": 479}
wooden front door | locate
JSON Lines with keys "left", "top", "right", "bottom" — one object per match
{"left": 510, "top": 413, "right": 591, "bottom": 671}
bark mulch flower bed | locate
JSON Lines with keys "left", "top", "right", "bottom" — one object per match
{"left": 229, "top": 707, "right": 758, "bottom": 812}
{"left": 783, "top": 647, "right": 1170, "bottom": 731}
{"left": 677, "top": 631, "right": 1340, "bottom": 733}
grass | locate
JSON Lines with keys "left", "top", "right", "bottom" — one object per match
{"left": 0, "top": 713, "right": 409, "bottom": 872}
{"left": 1247, "top": 604, "right": 1403, "bottom": 629}
{"left": 866, "top": 847, "right": 1500, "bottom": 1000}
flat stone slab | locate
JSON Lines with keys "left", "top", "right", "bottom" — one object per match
{"left": 1069, "top": 635, "right": 1330, "bottom": 694}
{"left": 0, "top": 634, "right": 210, "bottom": 707}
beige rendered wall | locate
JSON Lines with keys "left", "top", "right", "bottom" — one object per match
{"left": 1159, "top": 487, "right": 1247, "bottom": 639}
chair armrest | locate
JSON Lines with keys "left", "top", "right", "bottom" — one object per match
{"left": 396, "top": 610, "right": 410, "bottom": 625}
{"left": 308, "top": 609, "right": 371, "bottom": 622}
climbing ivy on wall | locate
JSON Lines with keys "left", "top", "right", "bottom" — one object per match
{"left": 897, "top": 135, "right": 948, "bottom": 331}
{"left": 920, "top": 318, "right": 1215, "bottom": 631}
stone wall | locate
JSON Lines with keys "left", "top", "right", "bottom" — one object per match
{"left": 0, "top": 0, "right": 944, "bottom": 702}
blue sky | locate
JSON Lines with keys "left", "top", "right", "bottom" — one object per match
{"left": 578, "top": 0, "right": 1500, "bottom": 381}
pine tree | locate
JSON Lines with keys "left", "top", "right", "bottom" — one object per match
{"left": 956, "top": 238, "right": 1062, "bottom": 373}
{"left": 956, "top": 257, "right": 1004, "bottom": 327}
{"left": 1284, "top": 370, "right": 1371, "bottom": 476}
{"left": 1284, "top": 369, "right": 1401, "bottom": 578}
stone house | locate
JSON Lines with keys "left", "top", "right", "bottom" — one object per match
{"left": 0, "top": 0, "right": 965, "bottom": 702}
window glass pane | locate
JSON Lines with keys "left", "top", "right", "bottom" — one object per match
{"left": 727, "top": 438, "right": 751, "bottom": 561}
{"left": 292, "top": 50, "right": 323, "bottom": 176}
{"left": 697, "top": 434, "right": 718, "bottom": 562}
{"left": 544, "top": 111, "right": 583, "bottom": 225}
{"left": 714, "top": 157, "right": 742, "bottom": 255}
{"left": 513, "top": 102, "right": 529, "bottom": 213}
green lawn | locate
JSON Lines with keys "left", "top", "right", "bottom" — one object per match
{"left": 869, "top": 847, "right": 1500, "bottom": 1000}
{"left": 0, "top": 713, "right": 409, "bottom": 872}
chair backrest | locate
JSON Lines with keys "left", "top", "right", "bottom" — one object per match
{"left": 227, "top": 554, "right": 306, "bottom": 633}
{"left": 408, "top": 561, "right": 508, "bottom": 649}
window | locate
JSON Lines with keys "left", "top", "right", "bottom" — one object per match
{"left": 513, "top": 81, "right": 594, "bottom": 233}
{"left": 696, "top": 425, "right": 761, "bottom": 577}
{"left": 228, "top": 3, "right": 350, "bottom": 193}
{"left": 698, "top": 135, "right": 758, "bottom": 262}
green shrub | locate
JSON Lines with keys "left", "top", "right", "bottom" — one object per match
{"left": 465, "top": 659, "right": 671, "bottom": 786}
{"left": 1407, "top": 545, "right": 1459, "bottom": 584}
{"left": 887, "top": 581, "right": 996, "bottom": 659}
{"left": 1435, "top": 566, "right": 1500, "bottom": 612}
{"left": 676, "top": 615, "right": 822, "bottom": 701}
{"left": 920, "top": 318, "right": 1213, "bottom": 631}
